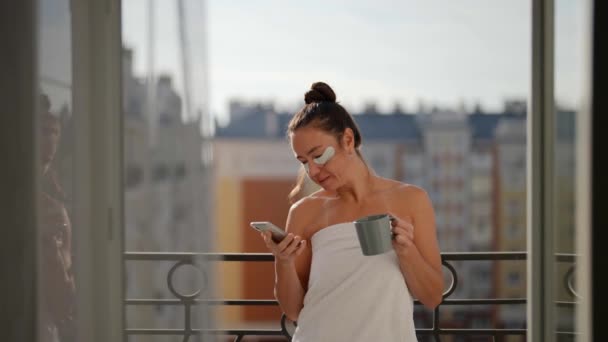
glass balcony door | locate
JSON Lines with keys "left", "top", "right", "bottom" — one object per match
{"left": 528, "top": 0, "right": 593, "bottom": 341}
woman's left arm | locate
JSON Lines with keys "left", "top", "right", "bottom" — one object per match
{"left": 391, "top": 188, "right": 443, "bottom": 309}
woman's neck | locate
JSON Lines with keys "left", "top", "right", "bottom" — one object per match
{"left": 336, "top": 157, "right": 374, "bottom": 203}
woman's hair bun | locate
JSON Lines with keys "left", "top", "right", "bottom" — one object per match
{"left": 304, "top": 82, "right": 336, "bottom": 104}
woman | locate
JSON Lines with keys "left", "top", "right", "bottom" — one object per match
{"left": 39, "top": 95, "right": 75, "bottom": 342}
{"left": 259, "top": 82, "right": 443, "bottom": 341}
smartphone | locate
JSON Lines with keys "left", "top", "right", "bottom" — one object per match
{"left": 250, "top": 221, "right": 287, "bottom": 243}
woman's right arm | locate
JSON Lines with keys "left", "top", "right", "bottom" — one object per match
{"left": 261, "top": 202, "right": 312, "bottom": 322}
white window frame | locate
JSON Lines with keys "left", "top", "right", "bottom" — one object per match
{"left": 71, "top": 0, "right": 124, "bottom": 340}
{"left": 529, "top": 0, "right": 593, "bottom": 341}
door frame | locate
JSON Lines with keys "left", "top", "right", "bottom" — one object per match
{"left": 71, "top": 0, "right": 125, "bottom": 340}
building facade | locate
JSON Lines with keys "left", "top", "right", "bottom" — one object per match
{"left": 122, "top": 48, "right": 211, "bottom": 337}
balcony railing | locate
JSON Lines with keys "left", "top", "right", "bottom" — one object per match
{"left": 124, "top": 251, "right": 577, "bottom": 342}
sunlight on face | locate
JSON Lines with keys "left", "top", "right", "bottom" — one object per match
{"left": 291, "top": 127, "right": 336, "bottom": 161}
{"left": 291, "top": 127, "right": 342, "bottom": 189}
{"left": 303, "top": 146, "right": 335, "bottom": 174}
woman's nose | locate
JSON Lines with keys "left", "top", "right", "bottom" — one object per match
{"left": 307, "top": 162, "right": 321, "bottom": 177}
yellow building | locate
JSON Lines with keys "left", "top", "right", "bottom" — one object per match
{"left": 212, "top": 138, "right": 301, "bottom": 327}
{"left": 495, "top": 117, "right": 527, "bottom": 337}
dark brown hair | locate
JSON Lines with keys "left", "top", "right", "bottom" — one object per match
{"left": 39, "top": 94, "right": 67, "bottom": 202}
{"left": 287, "top": 82, "right": 362, "bottom": 149}
{"left": 287, "top": 82, "right": 364, "bottom": 202}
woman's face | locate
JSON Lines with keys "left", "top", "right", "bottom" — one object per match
{"left": 40, "top": 113, "right": 61, "bottom": 172}
{"left": 291, "top": 126, "right": 352, "bottom": 191}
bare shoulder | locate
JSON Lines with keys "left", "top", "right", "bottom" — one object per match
{"left": 396, "top": 182, "right": 429, "bottom": 199}
{"left": 373, "top": 177, "right": 428, "bottom": 198}
{"left": 383, "top": 179, "right": 431, "bottom": 206}
{"left": 286, "top": 190, "right": 333, "bottom": 235}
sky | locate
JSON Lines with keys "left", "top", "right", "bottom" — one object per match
{"left": 121, "top": 0, "right": 585, "bottom": 126}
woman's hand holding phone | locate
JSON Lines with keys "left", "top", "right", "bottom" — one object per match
{"left": 261, "top": 231, "right": 307, "bottom": 265}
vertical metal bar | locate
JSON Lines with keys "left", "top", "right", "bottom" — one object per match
{"left": 528, "top": 1, "right": 544, "bottom": 338}
{"left": 433, "top": 306, "right": 440, "bottom": 342}
{"left": 528, "top": 1, "right": 554, "bottom": 342}
{"left": 184, "top": 301, "right": 191, "bottom": 336}
{"left": 541, "top": 0, "right": 555, "bottom": 340}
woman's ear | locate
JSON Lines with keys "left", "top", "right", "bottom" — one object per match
{"left": 342, "top": 128, "right": 355, "bottom": 153}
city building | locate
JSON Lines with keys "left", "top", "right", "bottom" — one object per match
{"left": 122, "top": 48, "right": 211, "bottom": 337}
{"left": 420, "top": 111, "right": 473, "bottom": 332}
{"left": 494, "top": 113, "right": 527, "bottom": 332}
{"left": 213, "top": 107, "right": 298, "bottom": 327}
{"left": 468, "top": 112, "right": 503, "bottom": 328}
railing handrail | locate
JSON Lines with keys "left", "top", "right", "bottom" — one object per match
{"left": 124, "top": 251, "right": 577, "bottom": 261}
{"left": 123, "top": 251, "right": 579, "bottom": 341}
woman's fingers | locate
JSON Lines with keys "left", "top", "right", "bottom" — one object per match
{"left": 395, "top": 234, "right": 408, "bottom": 244}
{"left": 389, "top": 213, "right": 413, "bottom": 226}
{"left": 392, "top": 226, "right": 414, "bottom": 244}
{"left": 277, "top": 233, "right": 295, "bottom": 252}
{"left": 391, "top": 217, "right": 413, "bottom": 229}
{"left": 260, "top": 231, "right": 305, "bottom": 260}
{"left": 279, "top": 235, "right": 304, "bottom": 256}
{"left": 295, "top": 240, "right": 307, "bottom": 256}
{"left": 282, "top": 235, "right": 302, "bottom": 255}
{"left": 392, "top": 219, "right": 414, "bottom": 234}
{"left": 261, "top": 231, "right": 272, "bottom": 246}
{"left": 392, "top": 225, "right": 410, "bottom": 236}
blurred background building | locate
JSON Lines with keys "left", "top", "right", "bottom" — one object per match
{"left": 122, "top": 47, "right": 212, "bottom": 338}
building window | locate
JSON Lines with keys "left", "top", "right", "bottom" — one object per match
{"left": 507, "top": 271, "right": 521, "bottom": 286}
{"left": 472, "top": 317, "right": 491, "bottom": 329}
{"left": 175, "top": 162, "right": 186, "bottom": 179}
{"left": 507, "top": 199, "right": 522, "bottom": 216}
{"left": 125, "top": 164, "right": 143, "bottom": 188}
{"left": 153, "top": 164, "right": 169, "bottom": 181}
{"left": 507, "top": 224, "right": 521, "bottom": 240}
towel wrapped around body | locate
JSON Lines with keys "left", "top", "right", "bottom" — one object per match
{"left": 291, "top": 222, "right": 418, "bottom": 342}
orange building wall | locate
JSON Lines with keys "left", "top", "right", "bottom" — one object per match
{"left": 241, "top": 178, "right": 295, "bottom": 322}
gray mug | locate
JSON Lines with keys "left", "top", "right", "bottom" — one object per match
{"left": 354, "top": 214, "right": 394, "bottom": 256}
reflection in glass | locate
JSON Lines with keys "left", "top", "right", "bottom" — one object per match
{"left": 38, "top": 94, "right": 76, "bottom": 342}
{"left": 122, "top": 0, "right": 213, "bottom": 340}
{"left": 37, "top": 0, "right": 76, "bottom": 340}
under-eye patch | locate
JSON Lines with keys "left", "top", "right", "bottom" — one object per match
{"left": 304, "top": 146, "right": 335, "bottom": 174}
{"left": 314, "top": 146, "right": 335, "bottom": 164}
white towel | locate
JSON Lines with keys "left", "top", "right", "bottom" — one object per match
{"left": 292, "top": 222, "right": 417, "bottom": 342}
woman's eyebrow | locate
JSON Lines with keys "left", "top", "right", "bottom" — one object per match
{"left": 307, "top": 145, "right": 321, "bottom": 155}
{"left": 296, "top": 145, "right": 321, "bottom": 159}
